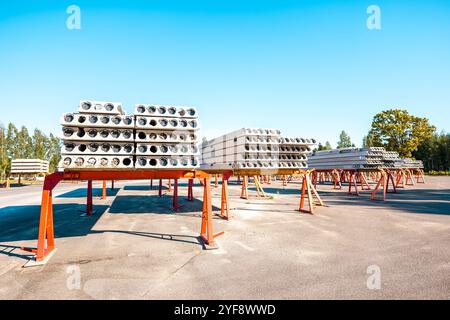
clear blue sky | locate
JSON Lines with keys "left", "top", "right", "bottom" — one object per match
{"left": 1, "top": 0, "right": 449, "bottom": 147}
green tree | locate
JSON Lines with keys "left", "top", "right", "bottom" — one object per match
{"left": 0, "top": 123, "right": 6, "bottom": 180}
{"left": 337, "top": 130, "right": 354, "bottom": 149}
{"left": 369, "top": 109, "right": 436, "bottom": 157}
{"left": 4, "top": 123, "right": 19, "bottom": 174}
{"left": 16, "top": 126, "right": 33, "bottom": 159}
{"left": 315, "top": 141, "right": 333, "bottom": 152}
{"left": 362, "top": 131, "right": 382, "bottom": 148}
{"left": 32, "top": 129, "right": 50, "bottom": 160}
{"left": 414, "top": 131, "right": 450, "bottom": 171}
{"left": 47, "top": 133, "right": 61, "bottom": 173}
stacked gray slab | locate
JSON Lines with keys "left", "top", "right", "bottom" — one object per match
{"left": 278, "top": 137, "right": 315, "bottom": 169}
{"left": 134, "top": 104, "right": 200, "bottom": 169}
{"left": 308, "top": 147, "right": 386, "bottom": 170}
{"left": 200, "top": 128, "right": 315, "bottom": 170}
{"left": 382, "top": 151, "right": 404, "bottom": 168}
{"left": 401, "top": 158, "right": 424, "bottom": 169}
{"left": 59, "top": 100, "right": 135, "bottom": 169}
{"left": 11, "top": 159, "right": 49, "bottom": 174}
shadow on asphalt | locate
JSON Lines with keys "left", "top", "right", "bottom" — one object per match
{"left": 0, "top": 203, "right": 109, "bottom": 243}
{"left": 124, "top": 185, "right": 168, "bottom": 191}
{"left": 108, "top": 194, "right": 222, "bottom": 216}
{"left": 89, "top": 230, "right": 205, "bottom": 247}
{"left": 0, "top": 190, "right": 222, "bottom": 258}
{"left": 56, "top": 188, "right": 120, "bottom": 198}
{"left": 314, "top": 186, "right": 450, "bottom": 216}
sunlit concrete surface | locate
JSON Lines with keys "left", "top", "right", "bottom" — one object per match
{"left": 0, "top": 177, "right": 449, "bottom": 299}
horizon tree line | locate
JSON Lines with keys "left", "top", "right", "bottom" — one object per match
{"left": 1, "top": 109, "right": 449, "bottom": 178}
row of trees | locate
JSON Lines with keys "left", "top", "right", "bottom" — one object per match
{"left": 413, "top": 132, "right": 450, "bottom": 171}
{"left": 1, "top": 109, "right": 448, "bottom": 177}
{"left": 0, "top": 123, "right": 61, "bottom": 179}
{"left": 317, "top": 131, "right": 355, "bottom": 151}
{"left": 316, "top": 109, "right": 449, "bottom": 171}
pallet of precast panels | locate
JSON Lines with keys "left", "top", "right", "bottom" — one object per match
{"left": 202, "top": 168, "right": 324, "bottom": 217}
{"left": 311, "top": 167, "right": 424, "bottom": 201}
{"left": 20, "top": 169, "right": 224, "bottom": 264}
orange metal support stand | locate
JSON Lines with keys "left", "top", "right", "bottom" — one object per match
{"left": 298, "top": 170, "right": 324, "bottom": 214}
{"left": 370, "top": 169, "right": 396, "bottom": 200}
{"left": 348, "top": 171, "right": 371, "bottom": 195}
{"left": 415, "top": 169, "right": 425, "bottom": 183}
{"left": 405, "top": 169, "right": 415, "bottom": 186}
{"left": 253, "top": 175, "right": 267, "bottom": 198}
{"left": 21, "top": 172, "right": 63, "bottom": 261}
{"left": 22, "top": 170, "right": 222, "bottom": 262}
{"left": 348, "top": 171, "right": 359, "bottom": 196}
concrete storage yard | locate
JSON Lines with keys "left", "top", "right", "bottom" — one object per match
{"left": 0, "top": 177, "right": 449, "bottom": 300}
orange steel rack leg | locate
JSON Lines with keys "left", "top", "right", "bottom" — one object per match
{"left": 150, "top": 179, "right": 153, "bottom": 190}
{"left": 111, "top": 180, "right": 115, "bottom": 190}
{"left": 173, "top": 178, "right": 179, "bottom": 211}
{"left": 415, "top": 169, "right": 425, "bottom": 183}
{"left": 359, "top": 172, "right": 371, "bottom": 190}
{"left": 219, "top": 172, "right": 232, "bottom": 220}
{"left": 333, "top": 169, "right": 342, "bottom": 189}
{"left": 240, "top": 176, "right": 249, "bottom": 199}
{"left": 102, "top": 180, "right": 107, "bottom": 199}
{"left": 348, "top": 170, "right": 359, "bottom": 196}
{"left": 253, "top": 175, "right": 267, "bottom": 198}
{"left": 298, "top": 170, "right": 324, "bottom": 214}
{"left": 282, "top": 175, "right": 287, "bottom": 186}
{"left": 187, "top": 178, "right": 194, "bottom": 201}
{"left": 371, "top": 169, "right": 387, "bottom": 201}
{"left": 86, "top": 180, "right": 93, "bottom": 216}
{"left": 200, "top": 176, "right": 224, "bottom": 246}
{"left": 158, "top": 179, "right": 163, "bottom": 197}
{"left": 395, "top": 169, "right": 405, "bottom": 188}
{"left": 21, "top": 172, "right": 63, "bottom": 262}
{"left": 405, "top": 169, "right": 415, "bottom": 186}
{"left": 168, "top": 179, "right": 172, "bottom": 192}
{"left": 385, "top": 169, "right": 397, "bottom": 194}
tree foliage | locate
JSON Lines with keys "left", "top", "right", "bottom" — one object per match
{"left": 413, "top": 131, "right": 450, "bottom": 171}
{"left": 337, "top": 130, "right": 354, "bottom": 149}
{"left": 368, "top": 109, "right": 436, "bottom": 157}
{"left": 316, "top": 141, "right": 333, "bottom": 151}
